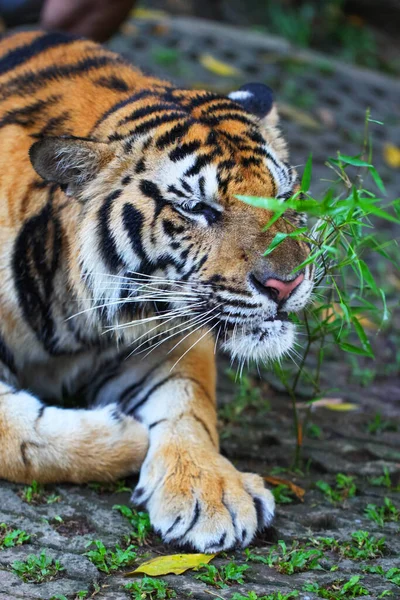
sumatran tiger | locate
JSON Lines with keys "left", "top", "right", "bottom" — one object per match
{"left": 0, "top": 30, "right": 314, "bottom": 552}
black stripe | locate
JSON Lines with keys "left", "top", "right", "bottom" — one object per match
{"left": 184, "top": 151, "right": 220, "bottom": 177}
{"left": 0, "top": 334, "right": 16, "bottom": 374}
{"left": 0, "top": 32, "right": 80, "bottom": 77}
{"left": 118, "top": 362, "right": 162, "bottom": 408}
{"left": 122, "top": 203, "right": 147, "bottom": 261}
{"left": 149, "top": 418, "right": 168, "bottom": 429}
{"left": 98, "top": 190, "right": 124, "bottom": 272}
{"left": 91, "top": 90, "right": 162, "bottom": 132}
{"left": 0, "top": 95, "right": 60, "bottom": 130}
{"left": 35, "top": 111, "right": 71, "bottom": 137}
{"left": 12, "top": 187, "right": 62, "bottom": 353}
{"left": 169, "top": 140, "right": 201, "bottom": 163}
{"left": 155, "top": 121, "right": 192, "bottom": 149}
{"left": 110, "top": 112, "right": 187, "bottom": 143}
{"left": 94, "top": 75, "right": 129, "bottom": 92}
{"left": 191, "top": 412, "right": 215, "bottom": 446}
{"left": 117, "top": 102, "right": 181, "bottom": 127}
{"left": 0, "top": 55, "right": 122, "bottom": 101}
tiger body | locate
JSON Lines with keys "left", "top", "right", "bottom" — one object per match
{"left": 0, "top": 30, "right": 313, "bottom": 551}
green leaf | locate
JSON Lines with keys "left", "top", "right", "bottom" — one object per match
{"left": 339, "top": 342, "right": 373, "bottom": 357}
{"left": 337, "top": 154, "right": 372, "bottom": 167}
{"left": 359, "top": 260, "right": 378, "bottom": 294}
{"left": 368, "top": 166, "right": 386, "bottom": 195}
{"left": 301, "top": 154, "right": 313, "bottom": 192}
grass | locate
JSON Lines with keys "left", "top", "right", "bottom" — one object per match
{"left": 316, "top": 474, "right": 357, "bottom": 504}
{"left": 125, "top": 577, "right": 176, "bottom": 599}
{"left": 246, "top": 541, "right": 323, "bottom": 574}
{"left": 220, "top": 369, "right": 269, "bottom": 422}
{"left": 195, "top": 562, "right": 249, "bottom": 588}
{"left": 239, "top": 116, "right": 400, "bottom": 469}
{"left": 365, "top": 497, "right": 400, "bottom": 526}
{"left": 303, "top": 575, "right": 369, "bottom": 599}
{"left": 88, "top": 479, "right": 131, "bottom": 494}
{"left": 311, "top": 530, "right": 386, "bottom": 560}
{"left": 231, "top": 593, "right": 299, "bottom": 600}
{"left": 84, "top": 539, "right": 137, "bottom": 574}
{"left": 0, "top": 523, "right": 30, "bottom": 549}
{"left": 367, "top": 413, "right": 398, "bottom": 435}
{"left": 18, "top": 480, "right": 61, "bottom": 505}
{"left": 11, "top": 550, "right": 64, "bottom": 583}
{"left": 113, "top": 504, "right": 152, "bottom": 544}
{"left": 369, "top": 467, "right": 400, "bottom": 491}
{"left": 363, "top": 565, "right": 400, "bottom": 585}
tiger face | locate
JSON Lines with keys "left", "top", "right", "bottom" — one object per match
{"left": 30, "top": 82, "right": 314, "bottom": 363}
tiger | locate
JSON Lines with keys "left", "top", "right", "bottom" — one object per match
{"left": 0, "top": 29, "right": 314, "bottom": 552}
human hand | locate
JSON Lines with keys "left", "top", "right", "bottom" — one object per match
{"left": 40, "top": 0, "right": 136, "bottom": 42}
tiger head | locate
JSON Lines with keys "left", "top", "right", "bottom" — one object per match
{"left": 30, "top": 82, "right": 314, "bottom": 363}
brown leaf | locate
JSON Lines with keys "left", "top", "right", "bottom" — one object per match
{"left": 264, "top": 475, "right": 305, "bottom": 501}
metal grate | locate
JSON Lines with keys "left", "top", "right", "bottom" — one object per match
{"left": 109, "top": 15, "right": 400, "bottom": 199}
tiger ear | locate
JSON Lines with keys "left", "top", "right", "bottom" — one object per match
{"left": 228, "top": 83, "right": 277, "bottom": 125}
{"left": 29, "top": 136, "right": 113, "bottom": 196}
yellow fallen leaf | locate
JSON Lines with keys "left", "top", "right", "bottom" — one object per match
{"left": 264, "top": 475, "right": 305, "bottom": 501}
{"left": 384, "top": 143, "right": 400, "bottom": 169}
{"left": 125, "top": 553, "right": 216, "bottom": 577}
{"left": 132, "top": 7, "right": 168, "bottom": 19}
{"left": 323, "top": 403, "right": 358, "bottom": 411}
{"left": 309, "top": 398, "right": 358, "bottom": 411}
{"left": 199, "top": 54, "right": 241, "bottom": 77}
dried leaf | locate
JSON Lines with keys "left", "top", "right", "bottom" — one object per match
{"left": 310, "top": 398, "right": 358, "bottom": 411}
{"left": 264, "top": 476, "right": 305, "bottom": 501}
{"left": 199, "top": 54, "right": 241, "bottom": 77}
{"left": 125, "top": 553, "right": 216, "bottom": 577}
{"left": 384, "top": 143, "right": 400, "bottom": 169}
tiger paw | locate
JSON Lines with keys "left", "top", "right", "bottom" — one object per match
{"left": 131, "top": 448, "right": 274, "bottom": 552}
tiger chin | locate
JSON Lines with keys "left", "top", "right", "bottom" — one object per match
{"left": 0, "top": 30, "right": 314, "bottom": 552}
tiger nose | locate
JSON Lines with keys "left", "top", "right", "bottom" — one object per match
{"left": 263, "top": 273, "right": 304, "bottom": 302}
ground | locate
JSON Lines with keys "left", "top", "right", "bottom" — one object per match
{"left": 1, "top": 12, "right": 399, "bottom": 600}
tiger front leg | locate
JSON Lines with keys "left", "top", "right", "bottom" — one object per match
{"left": 130, "top": 334, "right": 275, "bottom": 552}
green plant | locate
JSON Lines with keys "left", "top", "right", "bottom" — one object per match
{"left": 369, "top": 467, "right": 400, "bottom": 491}
{"left": 51, "top": 593, "right": 88, "bottom": 600}
{"left": 113, "top": 505, "right": 152, "bottom": 544}
{"left": 125, "top": 577, "right": 176, "bottom": 599}
{"left": 12, "top": 550, "right": 64, "bottom": 583}
{"left": 264, "top": 540, "right": 323, "bottom": 574}
{"left": 363, "top": 565, "right": 400, "bottom": 586}
{"left": 367, "top": 413, "right": 397, "bottom": 435}
{"left": 0, "top": 523, "right": 30, "bottom": 549}
{"left": 231, "top": 592, "right": 299, "bottom": 600}
{"left": 19, "top": 480, "right": 61, "bottom": 505}
{"left": 239, "top": 119, "right": 399, "bottom": 467}
{"left": 221, "top": 370, "right": 269, "bottom": 422}
{"left": 306, "top": 422, "right": 322, "bottom": 439}
{"left": 365, "top": 497, "right": 400, "bottom": 526}
{"left": 316, "top": 474, "right": 357, "bottom": 503}
{"left": 88, "top": 480, "right": 131, "bottom": 494}
{"left": 195, "top": 561, "right": 249, "bottom": 588}
{"left": 272, "top": 484, "right": 295, "bottom": 504}
{"left": 304, "top": 575, "right": 369, "bottom": 598}
{"left": 84, "top": 540, "right": 137, "bottom": 573}
{"left": 308, "top": 530, "right": 385, "bottom": 561}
